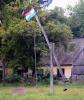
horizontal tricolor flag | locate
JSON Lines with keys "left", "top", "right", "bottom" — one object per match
{"left": 24, "top": 8, "right": 36, "bottom": 21}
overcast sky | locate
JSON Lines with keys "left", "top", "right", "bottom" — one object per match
{"left": 48, "top": 0, "right": 79, "bottom": 9}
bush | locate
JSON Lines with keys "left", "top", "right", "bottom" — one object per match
{"left": 5, "top": 74, "right": 21, "bottom": 83}
{"left": 37, "top": 73, "right": 50, "bottom": 84}
{"left": 37, "top": 73, "right": 58, "bottom": 85}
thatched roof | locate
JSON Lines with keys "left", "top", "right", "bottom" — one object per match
{"left": 72, "top": 49, "right": 84, "bottom": 75}
{"left": 39, "top": 38, "right": 84, "bottom": 67}
{"left": 39, "top": 52, "right": 74, "bottom": 67}
{"left": 73, "top": 49, "right": 84, "bottom": 66}
{"left": 72, "top": 66, "right": 84, "bottom": 75}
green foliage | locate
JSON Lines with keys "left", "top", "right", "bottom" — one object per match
{"left": 5, "top": 74, "right": 21, "bottom": 83}
{"left": 68, "top": 43, "right": 76, "bottom": 52}
{"left": 2, "top": 3, "right": 27, "bottom": 34}
{"left": 68, "top": 0, "right": 84, "bottom": 37}
{"left": 47, "top": 7, "right": 68, "bottom": 24}
{"left": 0, "top": 26, "right": 6, "bottom": 36}
{"left": 0, "top": 1, "right": 41, "bottom": 71}
{"left": 0, "top": 84, "right": 84, "bottom": 99}
{"left": 45, "top": 21, "right": 73, "bottom": 46}
{"left": 0, "top": 0, "right": 73, "bottom": 75}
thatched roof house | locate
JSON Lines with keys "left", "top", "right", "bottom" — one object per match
{"left": 39, "top": 38, "right": 83, "bottom": 66}
{"left": 39, "top": 38, "right": 84, "bottom": 79}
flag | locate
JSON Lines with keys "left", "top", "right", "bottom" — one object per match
{"left": 39, "top": 0, "right": 53, "bottom": 7}
{"left": 24, "top": 8, "right": 36, "bottom": 21}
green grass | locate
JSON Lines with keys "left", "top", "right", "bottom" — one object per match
{"left": 0, "top": 83, "right": 84, "bottom": 100}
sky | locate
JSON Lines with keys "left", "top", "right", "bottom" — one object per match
{"left": 48, "top": 0, "right": 79, "bottom": 9}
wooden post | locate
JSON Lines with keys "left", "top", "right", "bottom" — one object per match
{"left": 50, "top": 43, "right": 54, "bottom": 95}
{"left": 35, "top": 15, "right": 50, "bottom": 48}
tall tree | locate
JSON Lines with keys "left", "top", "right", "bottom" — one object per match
{"left": 68, "top": 0, "right": 84, "bottom": 37}
{"left": 0, "top": 0, "right": 73, "bottom": 81}
{"left": 47, "top": 7, "right": 67, "bottom": 24}
{"left": 0, "top": 1, "right": 40, "bottom": 79}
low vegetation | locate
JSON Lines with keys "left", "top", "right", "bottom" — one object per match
{"left": 0, "top": 83, "right": 84, "bottom": 100}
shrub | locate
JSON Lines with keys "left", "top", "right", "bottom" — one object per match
{"left": 5, "top": 74, "right": 21, "bottom": 83}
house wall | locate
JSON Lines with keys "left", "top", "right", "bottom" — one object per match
{"left": 53, "top": 67, "right": 57, "bottom": 75}
{"left": 39, "top": 66, "right": 72, "bottom": 79}
{"left": 54, "top": 66, "right": 72, "bottom": 79}
{"left": 64, "top": 67, "right": 72, "bottom": 79}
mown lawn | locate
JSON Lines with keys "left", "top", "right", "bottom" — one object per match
{"left": 0, "top": 83, "right": 84, "bottom": 100}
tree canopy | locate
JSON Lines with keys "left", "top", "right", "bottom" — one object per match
{"left": 0, "top": 0, "right": 73, "bottom": 74}
{"left": 68, "top": 0, "right": 84, "bottom": 37}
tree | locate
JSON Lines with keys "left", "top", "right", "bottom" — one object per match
{"left": 47, "top": 7, "right": 68, "bottom": 24}
{"left": 0, "top": 0, "right": 73, "bottom": 82}
{"left": 0, "top": 1, "right": 41, "bottom": 80}
{"left": 68, "top": 0, "right": 84, "bottom": 37}
{"left": 45, "top": 21, "right": 72, "bottom": 48}
{"left": 44, "top": 7, "right": 73, "bottom": 48}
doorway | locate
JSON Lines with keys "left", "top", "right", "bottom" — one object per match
{"left": 0, "top": 70, "right": 2, "bottom": 81}
{"left": 57, "top": 68, "right": 65, "bottom": 79}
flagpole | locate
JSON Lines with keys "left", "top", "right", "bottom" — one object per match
{"left": 23, "top": 0, "right": 66, "bottom": 95}
{"left": 35, "top": 15, "right": 66, "bottom": 95}
{"left": 35, "top": 15, "right": 64, "bottom": 79}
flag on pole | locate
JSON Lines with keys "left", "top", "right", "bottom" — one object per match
{"left": 24, "top": 8, "right": 36, "bottom": 21}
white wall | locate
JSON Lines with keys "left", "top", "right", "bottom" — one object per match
{"left": 64, "top": 67, "right": 72, "bottom": 79}
{"left": 53, "top": 66, "right": 72, "bottom": 79}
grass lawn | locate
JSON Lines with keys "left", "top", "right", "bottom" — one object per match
{"left": 0, "top": 83, "right": 84, "bottom": 100}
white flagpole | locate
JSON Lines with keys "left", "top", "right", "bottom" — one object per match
{"left": 35, "top": 15, "right": 66, "bottom": 95}
{"left": 24, "top": 0, "right": 66, "bottom": 95}
{"left": 35, "top": 15, "right": 54, "bottom": 95}
{"left": 35, "top": 15, "right": 64, "bottom": 78}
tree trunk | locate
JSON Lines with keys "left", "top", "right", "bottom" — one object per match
{"left": 32, "top": 67, "right": 35, "bottom": 78}
{"left": 2, "top": 59, "right": 6, "bottom": 85}
{"left": 32, "top": 67, "right": 36, "bottom": 85}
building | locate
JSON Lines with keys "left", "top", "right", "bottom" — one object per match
{"left": 0, "top": 38, "right": 84, "bottom": 81}
{"left": 38, "top": 45, "right": 73, "bottom": 80}
{"left": 39, "top": 38, "right": 84, "bottom": 80}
